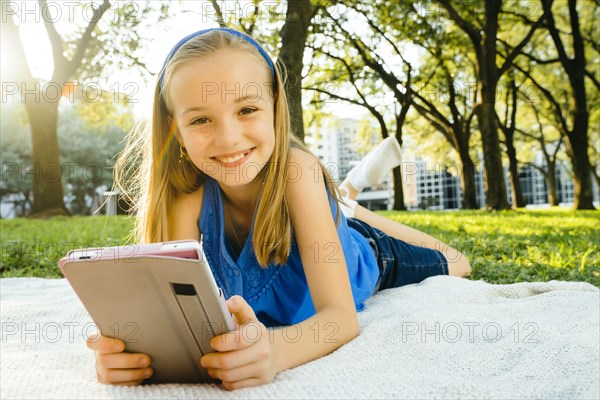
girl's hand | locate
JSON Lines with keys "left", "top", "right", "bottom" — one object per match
{"left": 86, "top": 333, "right": 153, "bottom": 386}
{"left": 200, "top": 295, "right": 277, "bottom": 390}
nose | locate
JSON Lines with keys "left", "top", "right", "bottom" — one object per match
{"left": 213, "top": 117, "right": 242, "bottom": 148}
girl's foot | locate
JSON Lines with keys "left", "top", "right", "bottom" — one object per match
{"left": 340, "top": 136, "right": 402, "bottom": 194}
{"left": 337, "top": 136, "right": 402, "bottom": 218}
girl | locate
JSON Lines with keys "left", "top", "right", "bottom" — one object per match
{"left": 87, "top": 28, "right": 471, "bottom": 390}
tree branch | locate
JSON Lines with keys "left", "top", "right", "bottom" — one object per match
{"left": 239, "top": 0, "right": 259, "bottom": 35}
{"left": 411, "top": 88, "right": 453, "bottom": 128}
{"left": 412, "top": 102, "right": 455, "bottom": 146}
{"left": 511, "top": 62, "right": 570, "bottom": 134}
{"left": 437, "top": 0, "right": 481, "bottom": 45}
{"left": 1, "top": 13, "right": 34, "bottom": 84}
{"left": 585, "top": 69, "right": 600, "bottom": 91}
{"left": 39, "top": 0, "right": 65, "bottom": 74}
{"left": 209, "top": 0, "right": 227, "bottom": 28}
{"left": 304, "top": 85, "right": 389, "bottom": 139}
{"left": 541, "top": 0, "right": 572, "bottom": 68}
{"left": 61, "top": 0, "right": 111, "bottom": 80}
{"left": 323, "top": 8, "right": 407, "bottom": 102}
{"left": 498, "top": 11, "right": 545, "bottom": 78}
{"left": 507, "top": 46, "right": 561, "bottom": 65}
{"left": 344, "top": 2, "right": 411, "bottom": 67}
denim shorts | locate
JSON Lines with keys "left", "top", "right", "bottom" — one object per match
{"left": 347, "top": 217, "right": 449, "bottom": 294}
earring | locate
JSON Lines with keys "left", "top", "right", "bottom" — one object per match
{"left": 179, "top": 146, "right": 188, "bottom": 164}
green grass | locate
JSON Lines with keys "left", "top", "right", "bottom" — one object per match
{"left": 0, "top": 215, "right": 136, "bottom": 278}
{"left": 1, "top": 209, "right": 599, "bottom": 287}
{"left": 378, "top": 208, "right": 600, "bottom": 287}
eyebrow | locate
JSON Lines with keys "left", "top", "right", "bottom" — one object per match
{"left": 235, "top": 94, "right": 263, "bottom": 103}
{"left": 179, "top": 94, "right": 264, "bottom": 117}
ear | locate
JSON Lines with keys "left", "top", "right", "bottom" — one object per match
{"left": 167, "top": 116, "right": 183, "bottom": 146}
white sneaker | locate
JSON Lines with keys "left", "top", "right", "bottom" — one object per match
{"left": 346, "top": 136, "right": 402, "bottom": 191}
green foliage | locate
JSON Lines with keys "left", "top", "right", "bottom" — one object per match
{"left": 0, "top": 100, "right": 128, "bottom": 216}
{"left": 1, "top": 102, "right": 34, "bottom": 215}
{"left": 1, "top": 210, "right": 598, "bottom": 288}
{"left": 74, "top": 2, "right": 171, "bottom": 83}
{"left": 57, "top": 104, "right": 128, "bottom": 214}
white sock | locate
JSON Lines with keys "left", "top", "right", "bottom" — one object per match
{"left": 346, "top": 136, "right": 402, "bottom": 191}
{"left": 339, "top": 197, "right": 357, "bottom": 218}
{"left": 338, "top": 187, "right": 357, "bottom": 218}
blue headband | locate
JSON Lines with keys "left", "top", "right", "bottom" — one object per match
{"left": 158, "top": 28, "right": 277, "bottom": 91}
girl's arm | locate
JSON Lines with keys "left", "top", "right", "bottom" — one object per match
{"left": 200, "top": 149, "right": 360, "bottom": 390}
{"left": 167, "top": 187, "right": 204, "bottom": 241}
{"left": 271, "top": 148, "right": 360, "bottom": 370}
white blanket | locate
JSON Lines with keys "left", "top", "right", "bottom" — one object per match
{"left": 1, "top": 276, "right": 598, "bottom": 399}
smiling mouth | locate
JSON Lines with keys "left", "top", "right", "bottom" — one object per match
{"left": 211, "top": 147, "right": 255, "bottom": 165}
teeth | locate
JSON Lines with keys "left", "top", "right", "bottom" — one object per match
{"left": 216, "top": 151, "right": 248, "bottom": 164}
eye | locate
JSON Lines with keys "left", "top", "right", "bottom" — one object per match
{"left": 240, "top": 107, "right": 257, "bottom": 115}
{"left": 190, "top": 117, "right": 209, "bottom": 125}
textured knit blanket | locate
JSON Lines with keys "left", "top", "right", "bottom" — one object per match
{"left": 1, "top": 276, "right": 599, "bottom": 399}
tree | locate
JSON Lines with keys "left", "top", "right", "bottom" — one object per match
{"left": 0, "top": 102, "right": 33, "bottom": 217}
{"left": 500, "top": 0, "right": 597, "bottom": 209}
{"left": 411, "top": 61, "right": 480, "bottom": 210}
{"left": 496, "top": 73, "right": 526, "bottom": 208}
{"left": 516, "top": 100, "right": 565, "bottom": 207}
{"left": 1, "top": 0, "right": 165, "bottom": 217}
{"left": 404, "top": 7, "right": 481, "bottom": 210}
{"left": 436, "top": 0, "right": 544, "bottom": 210}
{"left": 540, "top": 0, "right": 595, "bottom": 209}
{"left": 278, "top": 0, "right": 316, "bottom": 142}
{"left": 309, "top": 1, "right": 427, "bottom": 210}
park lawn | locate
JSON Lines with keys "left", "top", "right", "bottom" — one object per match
{"left": 1, "top": 209, "right": 598, "bottom": 287}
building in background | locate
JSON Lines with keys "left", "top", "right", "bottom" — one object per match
{"left": 305, "top": 116, "right": 599, "bottom": 210}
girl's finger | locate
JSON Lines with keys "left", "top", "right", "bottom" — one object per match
{"left": 86, "top": 334, "right": 125, "bottom": 353}
{"left": 95, "top": 352, "right": 151, "bottom": 369}
{"left": 209, "top": 320, "right": 265, "bottom": 352}
{"left": 202, "top": 339, "right": 266, "bottom": 370}
{"left": 226, "top": 296, "right": 258, "bottom": 326}
{"left": 208, "top": 359, "right": 268, "bottom": 383}
{"left": 96, "top": 367, "right": 153, "bottom": 384}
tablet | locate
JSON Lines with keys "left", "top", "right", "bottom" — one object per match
{"left": 59, "top": 239, "right": 235, "bottom": 383}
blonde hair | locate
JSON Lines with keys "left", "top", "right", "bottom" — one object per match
{"left": 114, "top": 30, "right": 341, "bottom": 267}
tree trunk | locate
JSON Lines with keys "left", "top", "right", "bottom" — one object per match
{"left": 564, "top": 21, "right": 594, "bottom": 209}
{"left": 4, "top": 0, "right": 110, "bottom": 218}
{"left": 541, "top": 0, "right": 595, "bottom": 210}
{"left": 25, "top": 98, "right": 69, "bottom": 216}
{"left": 545, "top": 159, "right": 558, "bottom": 207}
{"left": 476, "top": 93, "right": 510, "bottom": 210}
{"left": 476, "top": 1, "right": 510, "bottom": 211}
{"left": 392, "top": 167, "right": 406, "bottom": 211}
{"left": 567, "top": 19, "right": 594, "bottom": 210}
{"left": 566, "top": 127, "right": 595, "bottom": 209}
{"left": 458, "top": 148, "right": 478, "bottom": 209}
{"left": 278, "top": 0, "right": 313, "bottom": 142}
{"left": 505, "top": 139, "right": 526, "bottom": 208}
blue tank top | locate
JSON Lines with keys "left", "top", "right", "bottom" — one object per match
{"left": 198, "top": 177, "right": 379, "bottom": 327}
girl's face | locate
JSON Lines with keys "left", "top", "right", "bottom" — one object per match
{"left": 169, "top": 48, "right": 276, "bottom": 187}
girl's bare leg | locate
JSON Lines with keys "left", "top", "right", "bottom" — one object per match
{"left": 352, "top": 204, "right": 472, "bottom": 277}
